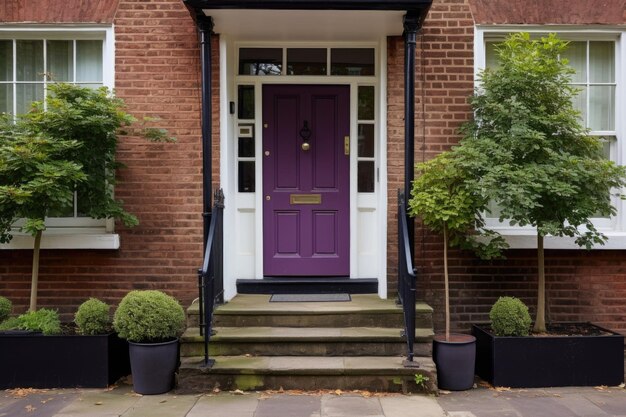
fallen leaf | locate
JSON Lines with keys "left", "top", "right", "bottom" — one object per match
{"left": 159, "top": 400, "right": 167, "bottom": 404}
{"left": 25, "top": 405, "right": 36, "bottom": 412}
{"left": 594, "top": 386, "right": 608, "bottom": 391}
{"left": 94, "top": 402, "right": 103, "bottom": 405}
{"left": 334, "top": 389, "right": 343, "bottom": 396}
{"left": 619, "top": 383, "right": 625, "bottom": 389}
{"left": 212, "top": 387, "right": 221, "bottom": 394}
{"left": 439, "top": 390, "right": 451, "bottom": 395}
{"left": 233, "top": 389, "right": 245, "bottom": 395}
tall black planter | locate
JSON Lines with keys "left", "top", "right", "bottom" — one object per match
{"left": 432, "top": 334, "right": 476, "bottom": 391}
{"left": 129, "top": 338, "right": 179, "bottom": 394}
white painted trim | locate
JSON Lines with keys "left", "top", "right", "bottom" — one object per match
{"left": 475, "top": 26, "right": 626, "bottom": 249}
{"left": 0, "top": 233, "right": 119, "bottom": 250}
{"left": 377, "top": 36, "right": 388, "bottom": 299}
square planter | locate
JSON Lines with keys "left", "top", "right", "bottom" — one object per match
{"left": 472, "top": 323, "right": 624, "bottom": 388}
{"left": 0, "top": 332, "right": 130, "bottom": 389}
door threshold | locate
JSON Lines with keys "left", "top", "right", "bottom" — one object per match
{"left": 236, "top": 277, "right": 378, "bottom": 294}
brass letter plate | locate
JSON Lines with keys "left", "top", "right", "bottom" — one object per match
{"left": 290, "top": 194, "right": 322, "bottom": 205}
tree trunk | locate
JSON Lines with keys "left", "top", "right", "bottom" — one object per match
{"left": 533, "top": 234, "right": 546, "bottom": 333}
{"left": 443, "top": 223, "right": 450, "bottom": 341}
{"left": 29, "top": 230, "right": 42, "bottom": 312}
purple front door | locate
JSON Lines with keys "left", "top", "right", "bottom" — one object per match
{"left": 263, "top": 85, "right": 350, "bottom": 276}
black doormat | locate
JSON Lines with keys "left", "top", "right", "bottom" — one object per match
{"left": 269, "top": 293, "right": 351, "bottom": 302}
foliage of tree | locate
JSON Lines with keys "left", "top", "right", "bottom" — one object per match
{"left": 409, "top": 151, "right": 507, "bottom": 341}
{"left": 459, "top": 33, "right": 626, "bottom": 332}
{"left": 0, "top": 83, "right": 173, "bottom": 311}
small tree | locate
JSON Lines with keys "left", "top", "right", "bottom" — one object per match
{"left": 460, "top": 33, "right": 626, "bottom": 332}
{"left": 409, "top": 151, "right": 507, "bottom": 340}
{"left": 0, "top": 84, "right": 170, "bottom": 311}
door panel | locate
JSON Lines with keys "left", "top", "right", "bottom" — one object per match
{"left": 263, "top": 84, "right": 350, "bottom": 276}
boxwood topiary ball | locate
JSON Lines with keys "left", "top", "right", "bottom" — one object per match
{"left": 113, "top": 290, "right": 185, "bottom": 343}
{"left": 75, "top": 298, "right": 110, "bottom": 335}
{"left": 489, "top": 296, "right": 532, "bottom": 337}
{"left": 0, "top": 296, "right": 12, "bottom": 323}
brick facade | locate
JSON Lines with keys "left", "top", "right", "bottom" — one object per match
{"left": 2, "top": 0, "right": 626, "bottom": 337}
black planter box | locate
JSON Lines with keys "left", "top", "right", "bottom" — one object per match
{"left": 0, "top": 332, "right": 130, "bottom": 389}
{"left": 472, "top": 324, "right": 624, "bottom": 388}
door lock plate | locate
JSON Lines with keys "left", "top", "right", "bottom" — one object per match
{"left": 344, "top": 136, "right": 350, "bottom": 155}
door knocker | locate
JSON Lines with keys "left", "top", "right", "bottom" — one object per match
{"left": 300, "top": 120, "right": 311, "bottom": 151}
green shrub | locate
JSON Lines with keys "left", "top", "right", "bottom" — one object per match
{"left": 18, "top": 309, "right": 61, "bottom": 335}
{"left": 0, "top": 316, "right": 20, "bottom": 331}
{"left": 113, "top": 290, "right": 185, "bottom": 343}
{"left": 489, "top": 297, "right": 532, "bottom": 337}
{"left": 0, "top": 296, "right": 12, "bottom": 322}
{"left": 75, "top": 298, "right": 110, "bottom": 335}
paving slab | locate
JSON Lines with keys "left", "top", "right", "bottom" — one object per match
{"left": 186, "top": 394, "right": 258, "bottom": 417}
{"left": 0, "top": 391, "right": 77, "bottom": 417}
{"left": 321, "top": 394, "right": 383, "bottom": 417}
{"left": 255, "top": 395, "right": 321, "bottom": 417}
{"left": 53, "top": 386, "right": 141, "bottom": 417}
{"left": 121, "top": 393, "right": 199, "bottom": 417}
{"left": 379, "top": 395, "right": 446, "bottom": 417}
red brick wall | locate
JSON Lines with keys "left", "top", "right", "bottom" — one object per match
{"left": 0, "top": 0, "right": 219, "bottom": 318}
{"left": 388, "top": 0, "right": 626, "bottom": 336}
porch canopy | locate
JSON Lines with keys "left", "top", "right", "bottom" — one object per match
{"left": 183, "top": 0, "right": 432, "bottom": 252}
{"left": 184, "top": 0, "right": 431, "bottom": 40}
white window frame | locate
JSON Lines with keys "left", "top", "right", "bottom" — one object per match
{"left": 475, "top": 25, "right": 626, "bottom": 249}
{"left": 0, "top": 25, "right": 118, "bottom": 250}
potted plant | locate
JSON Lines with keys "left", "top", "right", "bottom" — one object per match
{"left": 474, "top": 297, "right": 623, "bottom": 387}
{"left": 462, "top": 32, "right": 626, "bottom": 387}
{"left": 409, "top": 152, "right": 507, "bottom": 391}
{"left": 0, "top": 297, "right": 130, "bottom": 388}
{"left": 113, "top": 290, "right": 186, "bottom": 395}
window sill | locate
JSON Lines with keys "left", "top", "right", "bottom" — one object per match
{"left": 0, "top": 233, "right": 120, "bottom": 250}
{"left": 492, "top": 229, "right": 626, "bottom": 250}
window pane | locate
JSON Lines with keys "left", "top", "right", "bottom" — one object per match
{"left": 239, "top": 48, "right": 282, "bottom": 76}
{"left": 76, "top": 40, "right": 103, "bottom": 82}
{"left": 238, "top": 161, "right": 255, "bottom": 192}
{"left": 238, "top": 85, "right": 255, "bottom": 119}
{"left": 16, "top": 83, "right": 43, "bottom": 114}
{"left": 485, "top": 42, "right": 500, "bottom": 69}
{"left": 48, "top": 198, "right": 74, "bottom": 217}
{"left": 358, "top": 161, "right": 375, "bottom": 193}
{"left": 589, "top": 41, "right": 614, "bottom": 83}
{"left": 287, "top": 48, "right": 326, "bottom": 76}
{"left": 16, "top": 40, "right": 43, "bottom": 81}
{"left": 589, "top": 85, "right": 615, "bottom": 131}
{"left": 331, "top": 48, "right": 375, "bottom": 76}
{"left": 358, "top": 86, "right": 375, "bottom": 120}
{"left": 47, "top": 40, "right": 73, "bottom": 82}
{"left": 75, "top": 83, "right": 103, "bottom": 90}
{"left": 239, "top": 138, "right": 254, "bottom": 158}
{"left": 357, "top": 124, "right": 374, "bottom": 157}
{"left": 561, "top": 41, "right": 586, "bottom": 83}
{"left": 0, "top": 40, "right": 12, "bottom": 81}
{"left": 571, "top": 86, "right": 587, "bottom": 126}
{"left": 0, "top": 84, "right": 12, "bottom": 113}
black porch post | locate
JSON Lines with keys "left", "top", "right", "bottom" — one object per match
{"left": 197, "top": 15, "right": 214, "bottom": 249}
{"left": 403, "top": 12, "right": 419, "bottom": 260}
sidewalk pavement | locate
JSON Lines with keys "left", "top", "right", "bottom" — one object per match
{"left": 2, "top": 382, "right": 626, "bottom": 417}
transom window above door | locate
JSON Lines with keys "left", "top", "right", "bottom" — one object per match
{"left": 238, "top": 47, "right": 375, "bottom": 76}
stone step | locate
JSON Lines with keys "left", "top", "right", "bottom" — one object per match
{"left": 180, "top": 327, "right": 434, "bottom": 357}
{"left": 178, "top": 355, "right": 437, "bottom": 394}
{"left": 187, "top": 294, "right": 433, "bottom": 329}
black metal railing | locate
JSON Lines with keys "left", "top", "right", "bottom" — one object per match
{"left": 197, "top": 188, "right": 224, "bottom": 367}
{"left": 397, "top": 189, "right": 417, "bottom": 362}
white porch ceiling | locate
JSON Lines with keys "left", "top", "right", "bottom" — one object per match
{"left": 204, "top": 9, "right": 406, "bottom": 41}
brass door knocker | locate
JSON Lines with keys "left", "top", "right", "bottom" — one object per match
{"left": 300, "top": 120, "right": 311, "bottom": 151}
